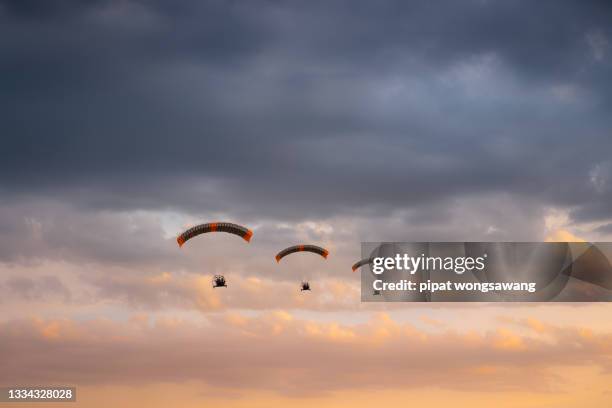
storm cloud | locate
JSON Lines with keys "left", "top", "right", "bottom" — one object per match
{"left": 1, "top": 0, "right": 611, "bottom": 223}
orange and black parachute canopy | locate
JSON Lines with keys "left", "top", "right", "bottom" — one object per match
{"left": 275, "top": 244, "right": 329, "bottom": 262}
{"left": 351, "top": 257, "right": 374, "bottom": 272}
{"left": 177, "top": 222, "right": 253, "bottom": 247}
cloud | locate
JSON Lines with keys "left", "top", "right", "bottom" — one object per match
{"left": 2, "top": 4, "right": 612, "bottom": 405}
{"left": 595, "top": 223, "right": 612, "bottom": 235}
{"left": 545, "top": 229, "right": 586, "bottom": 243}
{"left": 0, "top": 0, "right": 611, "bottom": 224}
{"left": 3, "top": 275, "right": 71, "bottom": 302}
{"left": 1, "top": 313, "right": 611, "bottom": 396}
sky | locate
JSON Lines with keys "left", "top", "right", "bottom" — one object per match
{"left": 1, "top": 0, "right": 612, "bottom": 406}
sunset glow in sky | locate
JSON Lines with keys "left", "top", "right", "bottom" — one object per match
{"left": 2, "top": 0, "right": 612, "bottom": 406}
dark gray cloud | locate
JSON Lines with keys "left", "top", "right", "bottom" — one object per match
{"left": 1, "top": 0, "right": 612, "bottom": 223}
{"left": 3, "top": 275, "right": 71, "bottom": 301}
{"left": 596, "top": 223, "right": 612, "bottom": 235}
{"left": 0, "top": 200, "right": 176, "bottom": 266}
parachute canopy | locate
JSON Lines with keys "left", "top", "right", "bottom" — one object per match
{"left": 177, "top": 222, "right": 253, "bottom": 247}
{"left": 352, "top": 257, "right": 374, "bottom": 272}
{"left": 275, "top": 245, "right": 329, "bottom": 262}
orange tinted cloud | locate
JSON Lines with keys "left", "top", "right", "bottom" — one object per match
{"left": 1, "top": 312, "right": 611, "bottom": 398}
